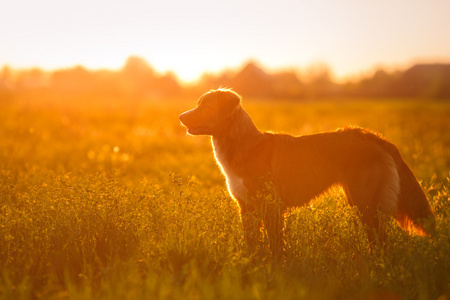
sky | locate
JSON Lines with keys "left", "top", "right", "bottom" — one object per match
{"left": 1, "top": 0, "right": 450, "bottom": 82}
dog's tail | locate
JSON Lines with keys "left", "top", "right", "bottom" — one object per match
{"left": 381, "top": 140, "right": 436, "bottom": 235}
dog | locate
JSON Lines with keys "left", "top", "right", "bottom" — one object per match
{"left": 179, "top": 88, "right": 435, "bottom": 255}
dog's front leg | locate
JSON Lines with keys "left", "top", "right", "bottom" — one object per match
{"left": 263, "top": 207, "right": 284, "bottom": 260}
{"left": 240, "top": 206, "right": 262, "bottom": 253}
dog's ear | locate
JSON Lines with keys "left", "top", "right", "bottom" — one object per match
{"left": 217, "top": 89, "right": 241, "bottom": 112}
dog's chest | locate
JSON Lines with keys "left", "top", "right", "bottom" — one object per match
{"left": 226, "top": 174, "right": 247, "bottom": 203}
{"left": 213, "top": 141, "right": 248, "bottom": 203}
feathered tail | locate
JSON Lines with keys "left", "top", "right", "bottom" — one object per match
{"left": 382, "top": 141, "right": 436, "bottom": 235}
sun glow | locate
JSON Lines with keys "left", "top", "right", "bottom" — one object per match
{"left": 1, "top": 0, "right": 450, "bottom": 82}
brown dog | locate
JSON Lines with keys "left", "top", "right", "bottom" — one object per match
{"left": 180, "top": 88, "right": 435, "bottom": 255}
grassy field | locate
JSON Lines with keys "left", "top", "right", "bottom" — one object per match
{"left": 0, "top": 94, "right": 449, "bottom": 299}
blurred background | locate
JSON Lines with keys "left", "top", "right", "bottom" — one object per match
{"left": 1, "top": 0, "right": 450, "bottom": 101}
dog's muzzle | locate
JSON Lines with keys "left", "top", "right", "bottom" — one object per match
{"left": 179, "top": 110, "right": 210, "bottom": 135}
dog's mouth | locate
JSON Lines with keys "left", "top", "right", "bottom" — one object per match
{"left": 186, "top": 126, "right": 210, "bottom": 135}
{"left": 179, "top": 111, "right": 211, "bottom": 135}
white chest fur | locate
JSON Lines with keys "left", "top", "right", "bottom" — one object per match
{"left": 226, "top": 175, "right": 248, "bottom": 204}
{"left": 212, "top": 139, "right": 248, "bottom": 204}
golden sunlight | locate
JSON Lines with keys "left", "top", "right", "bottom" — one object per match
{"left": 1, "top": 2, "right": 450, "bottom": 299}
{"left": 2, "top": 0, "right": 450, "bottom": 82}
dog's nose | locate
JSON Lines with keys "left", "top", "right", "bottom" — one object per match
{"left": 179, "top": 110, "right": 190, "bottom": 125}
{"left": 179, "top": 111, "right": 186, "bottom": 122}
{"left": 179, "top": 109, "right": 194, "bottom": 124}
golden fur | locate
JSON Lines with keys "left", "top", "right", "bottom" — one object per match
{"left": 180, "top": 88, "right": 435, "bottom": 254}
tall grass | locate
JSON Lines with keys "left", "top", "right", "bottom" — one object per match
{"left": 0, "top": 95, "right": 449, "bottom": 299}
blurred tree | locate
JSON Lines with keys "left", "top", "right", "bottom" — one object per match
{"left": 0, "top": 65, "right": 15, "bottom": 100}
{"left": 16, "top": 68, "right": 48, "bottom": 90}
{"left": 3, "top": 59, "right": 450, "bottom": 101}
{"left": 230, "top": 61, "right": 273, "bottom": 97}
{"left": 392, "top": 64, "right": 450, "bottom": 98}
{"left": 1, "top": 65, "right": 13, "bottom": 84}
{"left": 51, "top": 66, "right": 93, "bottom": 93}
{"left": 119, "top": 56, "right": 157, "bottom": 99}
{"left": 154, "top": 72, "right": 181, "bottom": 98}
{"left": 303, "top": 62, "right": 334, "bottom": 98}
{"left": 272, "top": 71, "right": 303, "bottom": 98}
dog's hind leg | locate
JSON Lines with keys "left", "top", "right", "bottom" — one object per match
{"left": 345, "top": 185, "right": 385, "bottom": 245}
{"left": 343, "top": 155, "right": 400, "bottom": 246}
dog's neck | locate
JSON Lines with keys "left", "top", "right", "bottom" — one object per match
{"left": 212, "top": 106, "right": 262, "bottom": 166}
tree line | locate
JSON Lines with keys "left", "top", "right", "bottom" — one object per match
{"left": 1, "top": 56, "right": 449, "bottom": 101}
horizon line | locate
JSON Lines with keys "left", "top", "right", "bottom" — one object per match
{"left": 2, "top": 56, "right": 450, "bottom": 84}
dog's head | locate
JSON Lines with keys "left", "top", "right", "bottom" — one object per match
{"left": 179, "top": 89, "right": 241, "bottom": 136}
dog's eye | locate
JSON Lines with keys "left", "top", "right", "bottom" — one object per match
{"left": 198, "top": 100, "right": 211, "bottom": 108}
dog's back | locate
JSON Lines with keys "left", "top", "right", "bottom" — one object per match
{"left": 268, "top": 127, "right": 434, "bottom": 235}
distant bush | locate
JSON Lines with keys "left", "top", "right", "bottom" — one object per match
{"left": 2, "top": 58, "right": 450, "bottom": 100}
